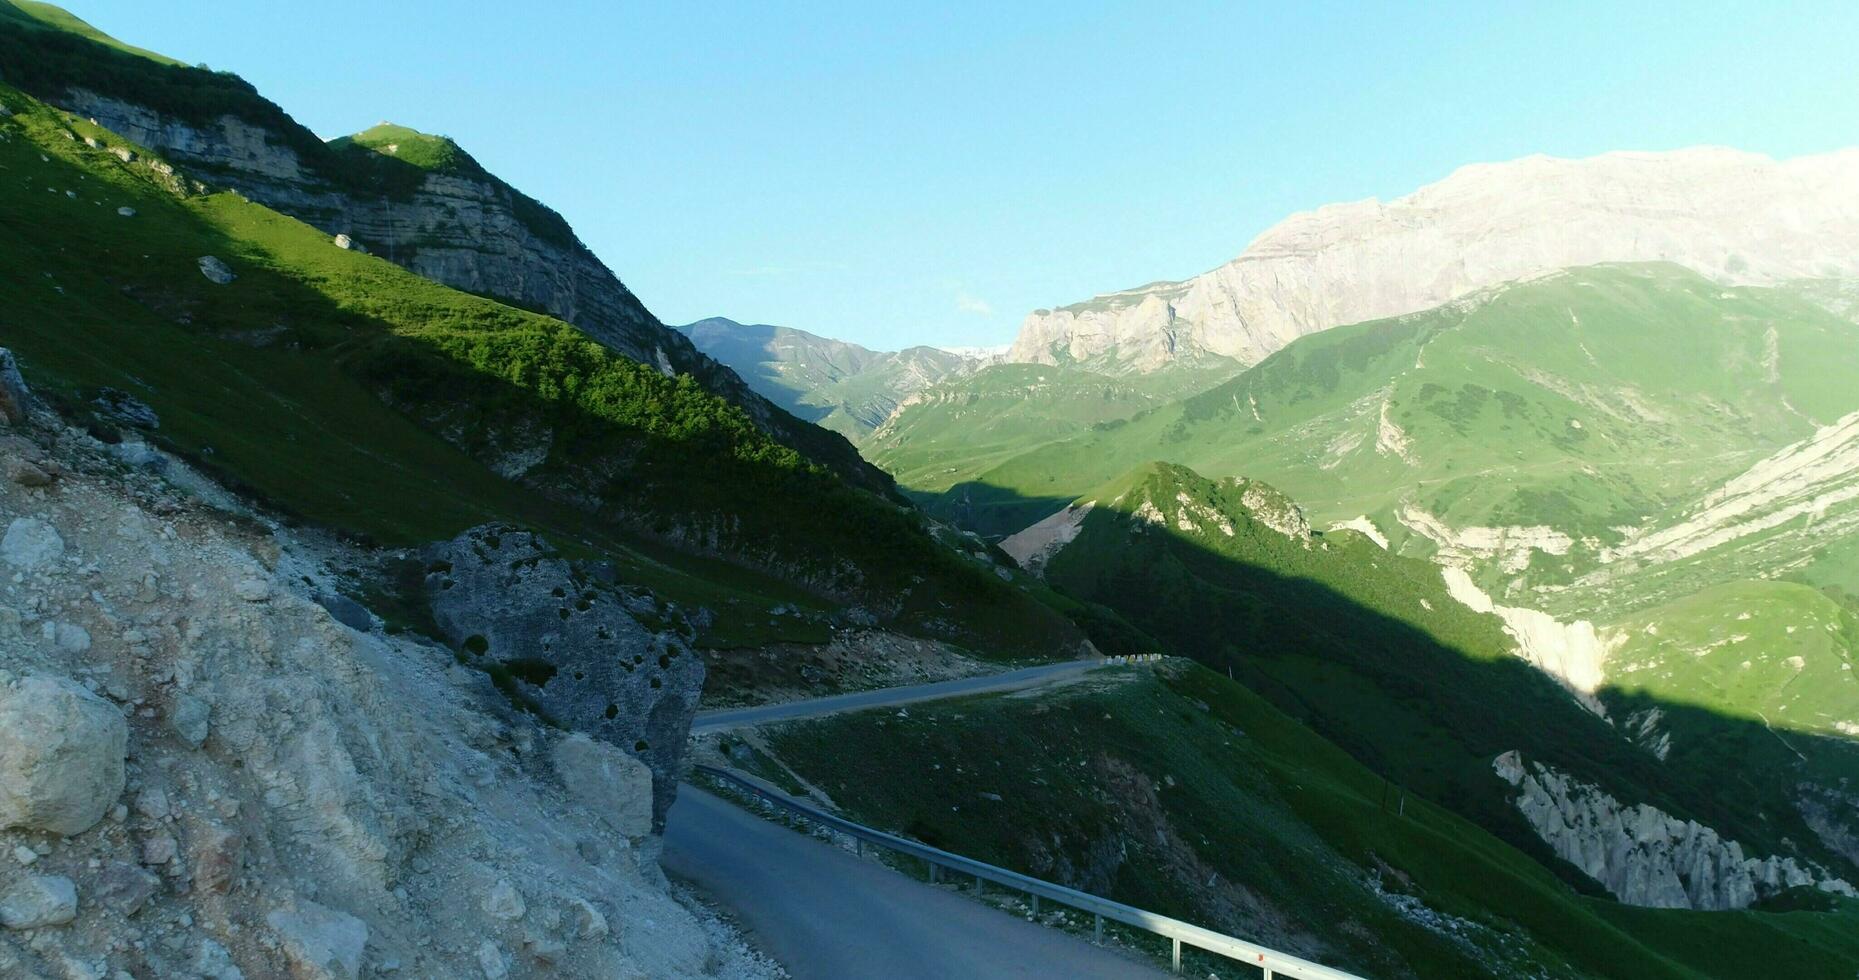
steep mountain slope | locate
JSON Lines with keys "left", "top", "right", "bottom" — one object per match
{"left": 0, "top": 0, "right": 888, "bottom": 493}
{"left": 761, "top": 666, "right": 1859, "bottom": 978}
{"left": 0, "top": 388, "right": 779, "bottom": 979}
{"left": 958, "top": 265, "right": 1859, "bottom": 560}
{"left": 0, "top": 80, "right": 1086, "bottom": 658}
{"left": 865, "top": 364, "right": 1172, "bottom": 495}
{"left": 674, "top": 317, "right": 980, "bottom": 439}
{"left": 1010, "top": 148, "right": 1859, "bottom": 373}
{"left": 1009, "top": 463, "right": 1859, "bottom": 908}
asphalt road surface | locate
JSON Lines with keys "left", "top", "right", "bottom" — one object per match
{"left": 662, "top": 785, "right": 1166, "bottom": 979}
{"left": 691, "top": 659, "right": 1102, "bottom": 734}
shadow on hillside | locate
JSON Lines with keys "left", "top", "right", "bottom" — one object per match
{"left": 1030, "top": 508, "right": 1859, "bottom": 892}
{"left": 929, "top": 477, "right": 1077, "bottom": 541}
{"left": 0, "top": 138, "right": 1082, "bottom": 661}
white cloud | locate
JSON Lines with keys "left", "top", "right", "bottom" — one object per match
{"left": 954, "top": 290, "right": 994, "bottom": 317}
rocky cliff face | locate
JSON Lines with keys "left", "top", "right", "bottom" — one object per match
{"left": 0, "top": 356, "right": 775, "bottom": 979}
{"left": 1011, "top": 147, "right": 1859, "bottom": 372}
{"left": 54, "top": 88, "right": 890, "bottom": 495}
{"left": 422, "top": 526, "right": 704, "bottom": 830}
{"left": 1492, "top": 750, "right": 1854, "bottom": 910}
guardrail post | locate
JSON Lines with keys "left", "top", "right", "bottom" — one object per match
{"left": 1030, "top": 894, "right": 1039, "bottom": 916}
{"left": 974, "top": 874, "right": 984, "bottom": 896}
{"left": 928, "top": 861, "right": 938, "bottom": 884}
{"left": 1093, "top": 914, "right": 1103, "bottom": 944}
{"left": 1171, "top": 937, "right": 1181, "bottom": 974}
{"left": 856, "top": 839, "right": 864, "bottom": 858}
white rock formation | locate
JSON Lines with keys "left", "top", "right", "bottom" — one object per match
{"left": 1010, "top": 147, "right": 1859, "bottom": 372}
{"left": 0, "top": 674, "right": 127, "bottom": 835}
{"left": 1, "top": 517, "right": 63, "bottom": 569}
{"left": 1443, "top": 568, "right": 1613, "bottom": 712}
{"left": 999, "top": 501, "right": 1095, "bottom": 576}
{"left": 1493, "top": 751, "right": 1854, "bottom": 910}
{"left": 1603, "top": 408, "right": 1859, "bottom": 567}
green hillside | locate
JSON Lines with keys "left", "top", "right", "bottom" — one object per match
{"left": 760, "top": 665, "right": 1859, "bottom": 978}
{"left": 1030, "top": 463, "right": 1859, "bottom": 878}
{"left": 868, "top": 360, "right": 1239, "bottom": 497}
{"left": 674, "top": 317, "right": 976, "bottom": 439}
{"left": 943, "top": 265, "right": 1859, "bottom": 559}
{"left": 1605, "top": 581, "right": 1859, "bottom": 735}
{"left": 0, "top": 82, "right": 1082, "bottom": 657}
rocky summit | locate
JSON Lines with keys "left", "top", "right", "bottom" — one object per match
{"left": 1010, "top": 147, "right": 1859, "bottom": 372}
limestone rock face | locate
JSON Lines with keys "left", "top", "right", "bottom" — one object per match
{"left": 0, "top": 393, "right": 774, "bottom": 978}
{"left": 551, "top": 734, "right": 654, "bottom": 838}
{"left": 0, "top": 675, "right": 127, "bottom": 836}
{"left": 1011, "top": 147, "right": 1859, "bottom": 372}
{"left": 1492, "top": 750, "right": 1855, "bottom": 909}
{"left": 423, "top": 526, "right": 704, "bottom": 828}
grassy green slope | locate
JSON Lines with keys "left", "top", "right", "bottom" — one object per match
{"left": 0, "top": 3, "right": 577, "bottom": 243}
{"left": 1036, "top": 463, "right": 1859, "bottom": 877}
{"left": 868, "top": 360, "right": 1239, "bottom": 497}
{"left": 764, "top": 666, "right": 1859, "bottom": 978}
{"left": 947, "top": 265, "right": 1859, "bottom": 552}
{"left": 0, "top": 84, "right": 1083, "bottom": 657}
{"left": 1606, "top": 581, "right": 1859, "bottom": 735}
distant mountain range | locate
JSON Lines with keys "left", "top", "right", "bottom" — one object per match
{"left": 671, "top": 317, "right": 993, "bottom": 439}
{"left": 1007, "top": 147, "right": 1859, "bottom": 373}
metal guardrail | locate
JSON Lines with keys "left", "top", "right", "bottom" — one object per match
{"left": 693, "top": 764, "right": 1365, "bottom": 979}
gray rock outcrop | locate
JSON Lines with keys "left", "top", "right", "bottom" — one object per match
{"left": 0, "top": 349, "right": 34, "bottom": 425}
{"left": 266, "top": 900, "right": 367, "bottom": 980}
{"left": 1493, "top": 750, "right": 1855, "bottom": 909}
{"left": 1, "top": 518, "right": 63, "bottom": 570}
{"left": 92, "top": 387, "right": 160, "bottom": 429}
{"left": 197, "top": 256, "right": 236, "bottom": 284}
{"left": 0, "top": 874, "right": 77, "bottom": 929}
{"left": 423, "top": 525, "right": 703, "bottom": 828}
{"left": 0, "top": 674, "right": 127, "bottom": 836}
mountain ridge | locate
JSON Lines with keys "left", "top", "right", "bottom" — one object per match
{"left": 1009, "top": 146, "right": 1859, "bottom": 373}
{"left": 0, "top": 1, "right": 892, "bottom": 494}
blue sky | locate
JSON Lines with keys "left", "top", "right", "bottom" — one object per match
{"left": 66, "top": 1, "right": 1859, "bottom": 350}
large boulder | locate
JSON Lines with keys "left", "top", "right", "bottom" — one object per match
{"left": 0, "top": 675, "right": 127, "bottom": 836}
{"left": 266, "top": 900, "right": 367, "bottom": 980}
{"left": 197, "top": 256, "right": 236, "bottom": 285}
{"left": 423, "top": 525, "right": 703, "bottom": 829}
{"left": 0, "top": 519, "right": 62, "bottom": 570}
{"left": 0, "top": 875, "right": 77, "bottom": 929}
{"left": 551, "top": 733, "right": 653, "bottom": 838}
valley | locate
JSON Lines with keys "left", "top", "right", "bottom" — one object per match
{"left": 0, "top": 2, "right": 1855, "bottom": 977}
